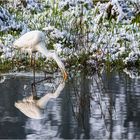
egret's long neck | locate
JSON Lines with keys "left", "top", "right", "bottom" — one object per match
{"left": 37, "top": 43, "right": 65, "bottom": 72}
{"left": 49, "top": 51, "right": 65, "bottom": 71}
{"left": 36, "top": 42, "right": 49, "bottom": 58}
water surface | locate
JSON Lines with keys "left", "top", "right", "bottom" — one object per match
{"left": 0, "top": 70, "right": 140, "bottom": 139}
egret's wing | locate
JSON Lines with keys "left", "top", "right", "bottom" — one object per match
{"left": 13, "top": 30, "right": 45, "bottom": 49}
{"left": 14, "top": 33, "right": 34, "bottom": 49}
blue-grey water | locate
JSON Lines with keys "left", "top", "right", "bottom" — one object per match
{"left": 0, "top": 69, "right": 140, "bottom": 139}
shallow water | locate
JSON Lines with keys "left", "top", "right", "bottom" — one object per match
{"left": 0, "top": 70, "right": 140, "bottom": 139}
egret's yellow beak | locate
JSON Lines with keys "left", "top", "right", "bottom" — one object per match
{"left": 63, "top": 71, "right": 68, "bottom": 80}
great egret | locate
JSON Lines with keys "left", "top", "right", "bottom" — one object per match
{"left": 13, "top": 30, "right": 67, "bottom": 80}
{"left": 15, "top": 81, "right": 65, "bottom": 119}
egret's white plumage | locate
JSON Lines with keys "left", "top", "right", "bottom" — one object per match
{"left": 13, "top": 30, "right": 67, "bottom": 80}
{"left": 14, "top": 31, "right": 45, "bottom": 52}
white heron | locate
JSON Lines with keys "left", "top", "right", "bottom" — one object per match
{"left": 15, "top": 81, "right": 65, "bottom": 119}
{"left": 13, "top": 30, "right": 67, "bottom": 80}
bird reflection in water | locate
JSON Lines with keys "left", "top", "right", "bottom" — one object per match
{"left": 15, "top": 81, "right": 65, "bottom": 119}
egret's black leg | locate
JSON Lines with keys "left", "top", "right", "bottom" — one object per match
{"left": 33, "top": 53, "right": 36, "bottom": 86}
{"left": 31, "top": 53, "right": 37, "bottom": 99}
{"left": 32, "top": 76, "right": 52, "bottom": 85}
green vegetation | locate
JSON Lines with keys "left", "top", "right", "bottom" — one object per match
{"left": 0, "top": 0, "right": 140, "bottom": 73}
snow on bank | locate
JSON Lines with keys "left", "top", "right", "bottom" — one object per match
{"left": 0, "top": 6, "right": 22, "bottom": 32}
{"left": 0, "top": 0, "right": 140, "bottom": 72}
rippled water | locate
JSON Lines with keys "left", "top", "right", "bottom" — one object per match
{"left": 0, "top": 69, "right": 140, "bottom": 139}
